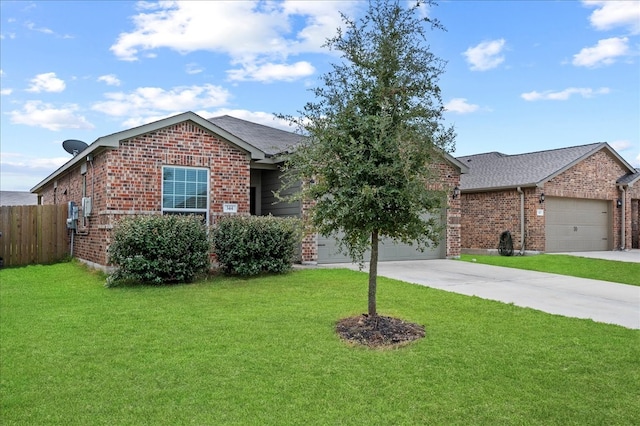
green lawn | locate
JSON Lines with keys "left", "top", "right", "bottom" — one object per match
{"left": 1, "top": 262, "right": 638, "bottom": 425}
{"left": 459, "top": 254, "right": 640, "bottom": 286}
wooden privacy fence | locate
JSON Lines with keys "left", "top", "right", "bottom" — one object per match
{"left": 0, "top": 204, "right": 69, "bottom": 267}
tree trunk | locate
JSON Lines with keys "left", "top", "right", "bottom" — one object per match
{"left": 368, "top": 229, "right": 379, "bottom": 318}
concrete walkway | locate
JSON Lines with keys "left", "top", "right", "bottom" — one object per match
{"left": 321, "top": 259, "right": 640, "bottom": 329}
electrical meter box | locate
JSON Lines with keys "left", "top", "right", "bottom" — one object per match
{"left": 66, "top": 201, "right": 78, "bottom": 229}
{"left": 81, "top": 197, "right": 92, "bottom": 217}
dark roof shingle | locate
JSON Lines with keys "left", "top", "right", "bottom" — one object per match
{"left": 208, "top": 115, "right": 303, "bottom": 157}
{"left": 457, "top": 143, "right": 624, "bottom": 191}
{"left": 1, "top": 191, "right": 38, "bottom": 206}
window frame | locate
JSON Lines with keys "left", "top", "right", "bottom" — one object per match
{"left": 161, "top": 165, "right": 210, "bottom": 223}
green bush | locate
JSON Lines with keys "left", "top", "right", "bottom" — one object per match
{"left": 107, "top": 214, "right": 210, "bottom": 286}
{"left": 211, "top": 215, "right": 301, "bottom": 276}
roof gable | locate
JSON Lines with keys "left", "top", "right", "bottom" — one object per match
{"left": 458, "top": 142, "right": 636, "bottom": 192}
{"left": 30, "top": 112, "right": 277, "bottom": 193}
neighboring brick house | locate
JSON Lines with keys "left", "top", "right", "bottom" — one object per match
{"left": 458, "top": 143, "right": 639, "bottom": 254}
{"left": 31, "top": 111, "right": 465, "bottom": 269}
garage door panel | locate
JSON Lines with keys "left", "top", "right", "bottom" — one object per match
{"left": 318, "top": 234, "right": 444, "bottom": 263}
{"left": 317, "top": 210, "right": 445, "bottom": 263}
{"left": 545, "top": 197, "right": 610, "bottom": 252}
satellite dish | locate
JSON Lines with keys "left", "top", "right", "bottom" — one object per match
{"left": 62, "top": 139, "right": 89, "bottom": 157}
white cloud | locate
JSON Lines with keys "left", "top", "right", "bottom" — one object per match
{"left": 92, "top": 84, "right": 231, "bottom": 119}
{"left": 583, "top": 1, "right": 640, "bottom": 34}
{"left": 444, "top": 98, "right": 479, "bottom": 114}
{"left": 25, "top": 21, "right": 54, "bottom": 35}
{"left": 9, "top": 100, "right": 94, "bottom": 131}
{"left": 26, "top": 72, "right": 66, "bottom": 93}
{"left": 227, "top": 61, "right": 315, "bottom": 82}
{"left": 97, "top": 74, "right": 121, "bottom": 86}
{"left": 185, "top": 63, "right": 203, "bottom": 75}
{"left": 1, "top": 152, "right": 69, "bottom": 171}
{"left": 521, "top": 87, "right": 610, "bottom": 101}
{"left": 0, "top": 152, "right": 70, "bottom": 191}
{"left": 209, "top": 108, "right": 295, "bottom": 131}
{"left": 463, "top": 39, "right": 506, "bottom": 71}
{"left": 572, "top": 37, "right": 629, "bottom": 67}
{"left": 109, "top": 1, "right": 358, "bottom": 81}
{"left": 1, "top": 88, "right": 12, "bottom": 95}
{"left": 609, "top": 140, "right": 640, "bottom": 167}
{"left": 609, "top": 140, "right": 632, "bottom": 151}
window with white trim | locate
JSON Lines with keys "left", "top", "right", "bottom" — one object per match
{"left": 162, "top": 166, "right": 209, "bottom": 221}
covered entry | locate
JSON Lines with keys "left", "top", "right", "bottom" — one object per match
{"left": 545, "top": 197, "right": 611, "bottom": 252}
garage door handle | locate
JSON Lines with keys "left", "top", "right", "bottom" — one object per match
{"left": 574, "top": 226, "right": 578, "bottom": 232}
{"left": 318, "top": 244, "right": 326, "bottom": 247}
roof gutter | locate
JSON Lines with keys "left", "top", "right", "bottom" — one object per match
{"left": 517, "top": 186, "right": 525, "bottom": 255}
{"left": 618, "top": 185, "right": 626, "bottom": 250}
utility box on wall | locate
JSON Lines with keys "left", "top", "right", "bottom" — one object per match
{"left": 66, "top": 201, "right": 78, "bottom": 229}
{"left": 81, "top": 197, "right": 92, "bottom": 217}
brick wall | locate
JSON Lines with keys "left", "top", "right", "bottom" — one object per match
{"left": 461, "top": 149, "right": 633, "bottom": 252}
{"left": 39, "top": 120, "right": 251, "bottom": 267}
{"left": 461, "top": 189, "right": 525, "bottom": 251}
{"left": 432, "top": 162, "right": 464, "bottom": 258}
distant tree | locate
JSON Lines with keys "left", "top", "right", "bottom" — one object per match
{"left": 280, "top": 0, "right": 455, "bottom": 318}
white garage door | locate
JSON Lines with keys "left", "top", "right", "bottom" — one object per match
{"left": 317, "top": 211, "right": 446, "bottom": 263}
{"left": 545, "top": 197, "right": 610, "bottom": 252}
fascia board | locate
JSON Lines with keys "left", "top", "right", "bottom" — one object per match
{"left": 444, "top": 152, "right": 469, "bottom": 174}
{"left": 460, "top": 183, "right": 538, "bottom": 194}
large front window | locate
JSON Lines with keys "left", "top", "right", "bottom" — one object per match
{"left": 162, "top": 166, "right": 209, "bottom": 221}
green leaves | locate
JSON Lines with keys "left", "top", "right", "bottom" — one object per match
{"left": 211, "top": 216, "right": 302, "bottom": 276}
{"left": 107, "top": 214, "right": 210, "bottom": 286}
{"left": 279, "top": 1, "right": 454, "bottom": 265}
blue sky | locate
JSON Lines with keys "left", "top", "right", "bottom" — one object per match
{"left": 1, "top": 0, "right": 638, "bottom": 192}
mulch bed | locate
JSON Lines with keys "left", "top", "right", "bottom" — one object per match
{"left": 335, "top": 314, "right": 426, "bottom": 348}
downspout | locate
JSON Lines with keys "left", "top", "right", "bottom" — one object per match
{"left": 517, "top": 187, "right": 525, "bottom": 255}
{"left": 619, "top": 185, "right": 626, "bottom": 250}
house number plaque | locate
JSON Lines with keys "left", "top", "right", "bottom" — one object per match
{"left": 223, "top": 203, "right": 238, "bottom": 214}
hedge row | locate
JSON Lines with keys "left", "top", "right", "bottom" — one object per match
{"left": 107, "top": 214, "right": 301, "bottom": 286}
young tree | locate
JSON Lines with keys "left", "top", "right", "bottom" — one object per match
{"left": 281, "top": 0, "right": 455, "bottom": 318}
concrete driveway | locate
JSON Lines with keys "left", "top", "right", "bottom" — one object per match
{"left": 321, "top": 257, "right": 640, "bottom": 329}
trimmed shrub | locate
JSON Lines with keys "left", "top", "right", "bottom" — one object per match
{"left": 107, "top": 214, "right": 210, "bottom": 286}
{"left": 212, "top": 215, "right": 301, "bottom": 276}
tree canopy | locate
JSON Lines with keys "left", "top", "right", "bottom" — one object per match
{"left": 280, "top": 0, "right": 455, "bottom": 317}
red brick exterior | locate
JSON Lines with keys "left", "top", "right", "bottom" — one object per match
{"left": 39, "top": 121, "right": 251, "bottom": 267}
{"left": 298, "top": 159, "right": 464, "bottom": 262}
{"left": 461, "top": 149, "right": 637, "bottom": 253}
{"left": 433, "top": 162, "right": 464, "bottom": 258}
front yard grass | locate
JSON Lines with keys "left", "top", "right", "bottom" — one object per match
{"left": 459, "top": 254, "right": 640, "bottom": 286}
{"left": 1, "top": 262, "right": 638, "bottom": 425}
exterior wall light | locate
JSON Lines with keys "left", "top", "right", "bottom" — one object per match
{"left": 539, "top": 193, "right": 545, "bottom": 203}
{"left": 616, "top": 199, "right": 622, "bottom": 208}
{"left": 452, "top": 186, "right": 460, "bottom": 199}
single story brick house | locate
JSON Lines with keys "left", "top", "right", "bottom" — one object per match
{"left": 31, "top": 111, "right": 465, "bottom": 269}
{"left": 457, "top": 143, "right": 640, "bottom": 254}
